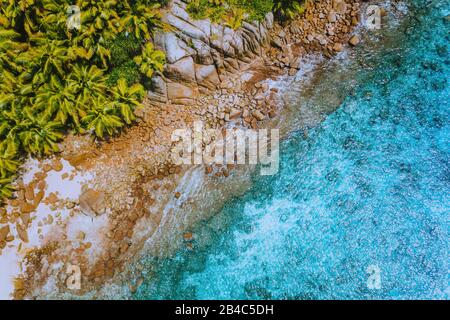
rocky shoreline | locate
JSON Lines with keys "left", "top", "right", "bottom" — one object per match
{"left": 0, "top": 0, "right": 385, "bottom": 299}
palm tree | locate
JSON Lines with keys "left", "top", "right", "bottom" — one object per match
{"left": 82, "top": 96, "right": 124, "bottom": 139}
{"left": 0, "top": 29, "right": 29, "bottom": 73}
{"left": 133, "top": 42, "right": 165, "bottom": 78}
{"left": 111, "top": 78, "right": 145, "bottom": 124}
{"left": 224, "top": 7, "right": 246, "bottom": 30}
{"left": 0, "top": 137, "right": 19, "bottom": 178}
{"left": 68, "top": 64, "right": 108, "bottom": 102}
{"left": 1, "top": 0, "right": 37, "bottom": 31}
{"left": 273, "top": 0, "right": 307, "bottom": 20}
{"left": 35, "top": 75, "right": 85, "bottom": 129}
{"left": 18, "top": 119, "right": 64, "bottom": 156}
{"left": 120, "top": 1, "right": 165, "bottom": 40}
{"left": 0, "top": 176, "right": 15, "bottom": 199}
{"left": 78, "top": 0, "right": 121, "bottom": 41}
{"left": 31, "top": 39, "right": 69, "bottom": 77}
{"left": 4, "top": 107, "right": 65, "bottom": 157}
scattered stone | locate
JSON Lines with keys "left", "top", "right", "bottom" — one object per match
{"left": 21, "top": 213, "right": 30, "bottom": 226}
{"left": 229, "top": 108, "right": 242, "bottom": 119}
{"left": 79, "top": 189, "right": 105, "bottom": 216}
{"left": 52, "top": 159, "right": 63, "bottom": 172}
{"left": 77, "top": 231, "right": 86, "bottom": 241}
{"left": 328, "top": 12, "right": 337, "bottom": 23}
{"left": 334, "top": 1, "right": 347, "bottom": 15}
{"left": 34, "top": 190, "right": 45, "bottom": 207}
{"left": 252, "top": 110, "right": 265, "bottom": 121}
{"left": 268, "top": 110, "right": 277, "bottom": 118}
{"left": 0, "top": 225, "right": 10, "bottom": 242}
{"left": 348, "top": 35, "right": 360, "bottom": 46}
{"left": 175, "top": 192, "right": 181, "bottom": 199}
{"left": 37, "top": 180, "right": 46, "bottom": 191}
{"left": 46, "top": 193, "right": 58, "bottom": 205}
{"left": 333, "top": 42, "right": 344, "bottom": 52}
{"left": 20, "top": 202, "right": 36, "bottom": 214}
{"left": 16, "top": 223, "right": 29, "bottom": 243}
{"left": 183, "top": 232, "right": 193, "bottom": 241}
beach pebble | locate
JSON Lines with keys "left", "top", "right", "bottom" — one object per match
{"left": 333, "top": 43, "right": 344, "bottom": 52}
{"left": 252, "top": 110, "right": 265, "bottom": 121}
{"left": 348, "top": 35, "right": 360, "bottom": 46}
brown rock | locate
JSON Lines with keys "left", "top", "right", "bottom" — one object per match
{"left": 328, "top": 11, "right": 337, "bottom": 23}
{"left": 333, "top": 43, "right": 344, "bottom": 52}
{"left": 334, "top": 1, "right": 347, "bottom": 15}
{"left": 16, "top": 223, "right": 29, "bottom": 243}
{"left": 21, "top": 213, "right": 30, "bottom": 226}
{"left": 229, "top": 108, "right": 242, "bottom": 119}
{"left": 349, "top": 35, "right": 360, "bottom": 46}
{"left": 79, "top": 189, "right": 105, "bottom": 216}
{"left": 20, "top": 202, "right": 36, "bottom": 214}
{"left": 46, "top": 193, "right": 58, "bottom": 205}
{"left": 244, "top": 116, "right": 252, "bottom": 123}
{"left": 37, "top": 180, "right": 46, "bottom": 191}
{"left": 174, "top": 192, "right": 181, "bottom": 199}
{"left": 77, "top": 231, "right": 86, "bottom": 241}
{"left": 66, "top": 153, "right": 90, "bottom": 168}
{"left": 52, "top": 159, "right": 63, "bottom": 172}
{"left": 24, "top": 185, "right": 35, "bottom": 202}
{"left": 120, "top": 242, "right": 130, "bottom": 253}
{"left": 183, "top": 232, "right": 193, "bottom": 241}
{"left": 42, "top": 164, "right": 52, "bottom": 172}
{"left": 34, "top": 190, "right": 45, "bottom": 207}
{"left": 252, "top": 110, "right": 265, "bottom": 121}
{"left": 0, "top": 225, "right": 10, "bottom": 242}
{"left": 268, "top": 110, "right": 277, "bottom": 118}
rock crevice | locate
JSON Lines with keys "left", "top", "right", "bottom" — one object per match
{"left": 149, "top": 0, "right": 274, "bottom": 104}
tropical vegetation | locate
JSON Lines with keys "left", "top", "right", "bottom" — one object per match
{"left": 186, "top": 0, "right": 310, "bottom": 28}
{"left": 0, "top": 0, "right": 168, "bottom": 204}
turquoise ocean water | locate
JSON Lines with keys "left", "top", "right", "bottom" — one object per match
{"left": 133, "top": 1, "right": 450, "bottom": 300}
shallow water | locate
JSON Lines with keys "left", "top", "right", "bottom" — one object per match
{"left": 132, "top": 1, "right": 450, "bottom": 300}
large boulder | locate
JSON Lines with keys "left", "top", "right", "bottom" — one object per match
{"left": 79, "top": 189, "right": 105, "bottom": 216}
{"left": 164, "top": 56, "right": 196, "bottom": 83}
{"left": 149, "top": 0, "right": 275, "bottom": 103}
{"left": 195, "top": 64, "right": 220, "bottom": 91}
{"left": 167, "top": 82, "right": 198, "bottom": 104}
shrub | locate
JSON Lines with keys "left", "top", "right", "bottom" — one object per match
{"left": 106, "top": 33, "right": 142, "bottom": 67}
{"left": 107, "top": 61, "right": 142, "bottom": 86}
{"left": 186, "top": 0, "right": 308, "bottom": 25}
